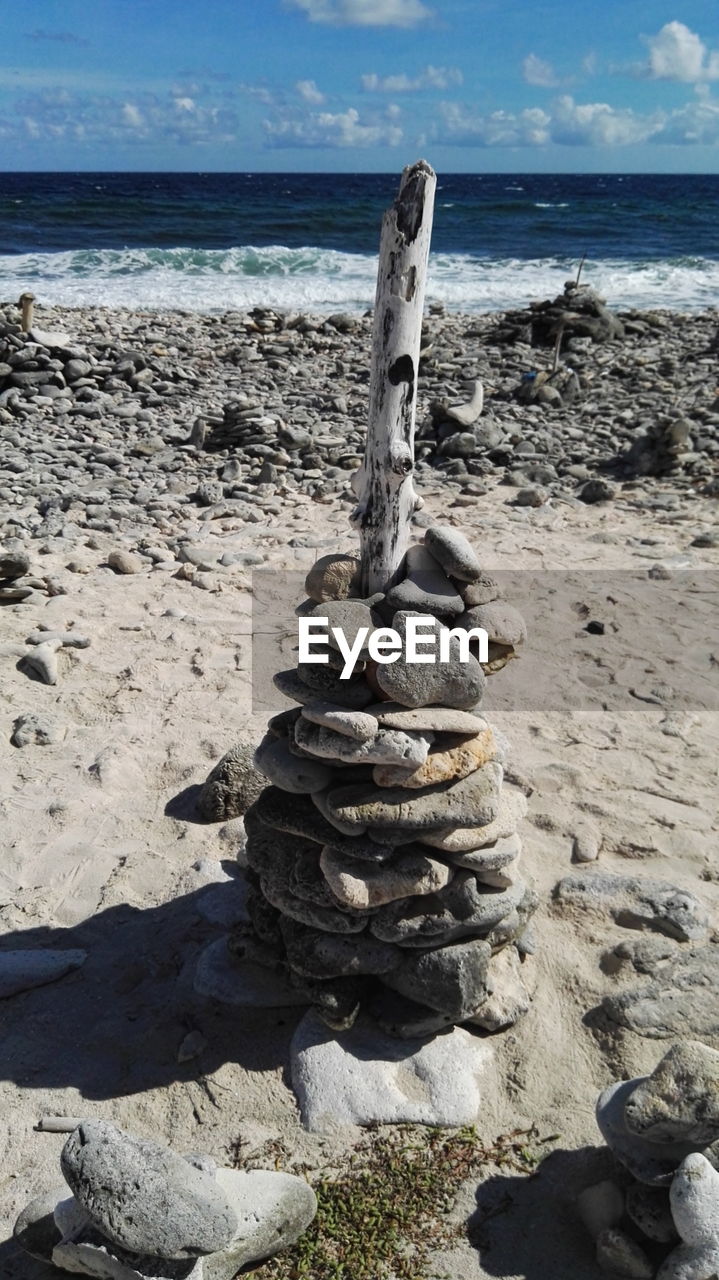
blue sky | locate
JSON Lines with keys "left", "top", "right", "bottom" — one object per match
{"left": 1, "top": 0, "right": 718, "bottom": 171}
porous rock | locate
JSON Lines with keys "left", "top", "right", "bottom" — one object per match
{"left": 198, "top": 742, "right": 265, "bottom": 821}
{"left": 60, "top": 1121, "right": 238, "bottom": 1261}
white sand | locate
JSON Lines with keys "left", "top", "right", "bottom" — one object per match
{"left": 0, "top": 481, "right": 717, "bottom": 1278}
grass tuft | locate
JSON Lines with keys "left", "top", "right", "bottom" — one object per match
{"left": 239, "top": 1123, "right": 557, "bottom": 1280}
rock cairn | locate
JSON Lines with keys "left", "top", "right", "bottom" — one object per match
{"left": 233, "top": 523, "right": 537, "bottom": 1038}
{"left": 14, "top": 1119, "right": 317, "bottom": 1280}
{"left": 579, "top": 1040, "right": 719, "bottom": 1279}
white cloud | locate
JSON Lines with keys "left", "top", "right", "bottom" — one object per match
{"left": 11, "top": 87, "right": 239, "bottom": 147}
{"left": 264, "top": 105, "right": 403, "bottom": 147}
{"left": 296, "top": 79, "right": 325, "bottom": 103}
{"left": 121, "top": 102, "right": 144, "bottom": 128}
{"left": 437, "top": 101, "right": 551, "bottom": 146}
{"left": 522, "top": 54, "right": 560, "bottom": 88}
{"left": 582, "top": 51, "right": 598, "bottom": 76}
{"left": 361, "top": 64, "right": 462, "bottom": 92}
{"left": 436, "top": 95, "right": 668, "bottom": 148}
{"left": 660, "top": 94, "right": 719, "bottom": 143}
{"left": 551, "top": 94, "right": 663, "bottom": 145}
{"left": 286, "top": 0, "right": 432, "bottom": 27}
{"left": 645, "top": 21, "right": 719, "bottom": 83}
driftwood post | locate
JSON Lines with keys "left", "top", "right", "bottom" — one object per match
{"left": 351, "top": 160, "right": 437, "bottom": 595}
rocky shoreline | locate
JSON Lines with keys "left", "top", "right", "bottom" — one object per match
{"left": 1, "top": 289, "right": 717, "bottom": 568}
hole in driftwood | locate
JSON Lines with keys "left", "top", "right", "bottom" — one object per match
{"left": 390, "top": 266, "right": 417, "bottom": 301}
{"left": 388, "top": 354, "right": 414, "bottom": 386}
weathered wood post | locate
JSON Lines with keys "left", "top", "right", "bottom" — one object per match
{"left": 19, "top": 291, "right": 35, "bottom": 333}
{"left": 351, "top": 160, "right": 437, "bottom": 595}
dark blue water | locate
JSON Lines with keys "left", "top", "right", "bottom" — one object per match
{"left": 0, "top": 172, "right": 716, "bottom": 313}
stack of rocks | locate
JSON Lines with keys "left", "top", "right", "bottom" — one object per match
{"left": 14, "top": 1120, "right": 317, "bottom": 1280}
{"left": 579, "top": 1041, "right": 719, "bottom": 1279}
{"left": 236, "top": 524, "right": 537, "bottom": 1039}
{"left": 492, "top": 280, "right": 625, "bottom": 348}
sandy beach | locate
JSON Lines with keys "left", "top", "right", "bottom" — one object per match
{"left": 0, "top": 295, "right": 718, "bottom": 1279}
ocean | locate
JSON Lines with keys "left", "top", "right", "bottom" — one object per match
{"left": 1, "top": 171, "right": 718, "bottom": 315}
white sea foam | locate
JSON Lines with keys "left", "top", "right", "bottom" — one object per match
{"left": 1, "top": 244, "right": 717, "bottom": 314}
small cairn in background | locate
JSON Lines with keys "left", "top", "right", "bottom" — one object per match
{"left": 14, "top": 1120, "right": 317, "bottom": 1280}
{"left": 236, "top": 523, "right": 537, "bottom": 1038}
{"left": 578, "top": 1040, "right": 719, "bottom": 1280}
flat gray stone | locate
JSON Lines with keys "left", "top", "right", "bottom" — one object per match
{"left": 454, "top": 601, "right": 527, "bottom": 648}
{"left": 370, "top": 872, "right": 528, "bottom": 948}
{"left": 382, "top": 938, "right": 492, "bottom": 1018}
{"left": 386, "top": 545, "right": 464, "bottom": 617}
{"left": 375, "top": 611, "right": 485, "bottom": 710}
{"left": 364, "top": 702, "right": 487, "bottom": 734}
{"left": 290, "top": 1010, "right": 491, "bottom": 1130}
{"left": 603, "top": 945, "right": 719, "bottom": 1039}
{"left": 60, "top": 1121, "right": 238, "bottom": 1260}
{"left": 326, "top": 762, "right": 502, "bottom": 835}
{"left": 444, "top": 833, "right": 522, "bottom": 883}
{"left": 0, "top": 948, "right": 87, "bottom": 998}
{"left": 424, "top": 526, "right": 483, "bottom": 582}
{"left": 623, "top": 1042, "right": 719, "bottom": 1145}
{"left": 0, "top": 548, "right": 31, "bottom": 578}
{"left": 252, "top": 788, "right": 347, "bottom": 845}
{"left": 203, "top": 1167, "right": 317, "bottom": 1280}
{"left": 320, "top": 843, "right": 454, "bottom": 910}
{"left": 554, "top": 872, "right": 710, "bottom": 942}
{"left": 596, "top": 1080, "right": 699, "bottom": 1186}
{"left": 293, "top": 717, "right": 431, "bottom": 768}
{"left": 281, "top": 919, "right": 400, "bottom": 979}
{"left": 419, "top": 788, "right": 527, "bottom": 852}
{"left": 274, "top": 667, "right": 372, "bottom": 710}
{"left": 300, "top": 701, "right": 378, "bottom": 742}
{"left": 254, "top": 734, "right": 333, "bottom": 794}
{"left": 373, "top": 727, "right": 497, "bottom": 791}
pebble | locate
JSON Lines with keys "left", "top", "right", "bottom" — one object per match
{"left": 386, "top": 544, "right": 464, "bottom": 616}
{"left": 596, "top": 1079, "right": 698, "bottom": 1186}
{"left": 60, "top": 1120, "right": 239, "bottom": 1259}
{"left": 455, "top": 601, "right": 527, "bottom": 647}
{"left": 22, "top": 638, "right": 61, "bottom": 684}
{"left": 197, "top": 742, "right": 265, "bottom": 821}
{"left": 659, "top": 1154, "right": 719, "bottom": 1280}
{"left": 11, "top": 712, "right": 66, "bottom": 747}
{"left": 572, "top": 818, "right": 602, "bottom": 862}
{"left": 365, "top": 702, "right": 486, "bottom": 734}
{"left": 420, "top": 787, "right": 528, "bottom": 852}
{"left": 372, "top": 727, "right": 497, "bottom": 789}
{"left": 0, "top": 949, "right": 86, "bottom": 998}
{"left": 374, "top": 611, "right": 485, "bottom": 710}
{"left": 254, "top": 733, "right": 334, "bottom": 794}
{"left": 305, "top": 553, "right": 362, "bottom": 603}
{"left": 468, "top": 944, "right": 532, "bottom": 1030}
{"left": 383, "top": 937, "right": 492, "bottom": 1019}
{"left": 293, "top": 718, "right": 431, "bottom": 768}
{"left": 107, "top": 549, "right": 144, "bottom": 574}
{"left": 625, "top": 1184, "right": 677, "bottom": 1245}
{"left": 576, "top": 1180, "right": 624, "bottom": 1239}
{"left": 424, "top": 526, "right": 483, "bottom": 581}
{"left": 326, "top": 761, "right": 502, "bottom": 835}
{"left": 595, "top": 1227, "right": 653, "bottom": 1279}
{"left": 623, "top": 1041, "right": 719, "bottom": 1145}
{"left": 300, "top": 700, "right": 378, "bottom": 742}
{"left": 320, "top": 843, "right": 454, "bottom": 910}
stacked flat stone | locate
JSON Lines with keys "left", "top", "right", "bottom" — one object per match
{"left": 14, "top": 1120, "right": 317, "bottom": 1280}
{"left": 579, "top": 1041, "right": 719, "bottom": 1280}
{"left": 240, "top": 524, "right": 537, "bottom": 1038}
